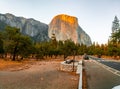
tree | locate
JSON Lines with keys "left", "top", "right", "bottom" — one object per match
{"left": 87, "top": 42, "right": 96, "bottom": 55}
{"left": 3, "top": 26, "right": 33, "bottom": 61}
{"left": 111, "top": 29, "right": 120, "bottom": 43}
{"left": 94, "top": 43, "right": 103, "bottom": 57}
{"left": 0, "top": 32, "right": 4, "bottom": 58}
{"left": 61, "top": 40, "right": 77, "bottom": 60}
{"left": 107, "top": 42, "right": 117, "bottom": 58}
{"left": 78, "top": 43, "right": 88, "bottom": 55}
{"left": 17, "top": 35, "right": 33, "bottom": 59}
{"left": 34, "top": 42, "right": 49, "bottom": 59}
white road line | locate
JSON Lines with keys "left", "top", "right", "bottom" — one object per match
{"left": 90, "top": 59, "right": 120, "bottom": 77}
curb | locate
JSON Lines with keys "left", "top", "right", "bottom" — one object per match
{"left": 76, "top": 60, "right": 83, "bottom": 89}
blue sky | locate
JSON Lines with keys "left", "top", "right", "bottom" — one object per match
{"left": 0, "top": 0, "right": 120, "bottom": 44}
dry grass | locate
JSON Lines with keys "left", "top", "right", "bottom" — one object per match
{"left": 0, "top": 59, "right": 29, "bottom": 70}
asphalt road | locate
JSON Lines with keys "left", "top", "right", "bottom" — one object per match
{"left": 84, "top": 60, "right": 120, "bottom": 89}
{"left": 90, "top": 56, "right": 120, "bottom": 71}
{"left": 99, "top": 61, "right": 120, "bottom": 71}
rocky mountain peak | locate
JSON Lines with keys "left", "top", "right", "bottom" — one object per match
{"left": 55, "top": 14, "right": 78, "bottom": 24}
{"left": 0, "top": 13, "right": 49, "bottom": 42}
{"left": 5, "top": 13, "right": 14, "bottom": 18}
{"left": 48, "top": 14, "right": 92, "bottom": 46}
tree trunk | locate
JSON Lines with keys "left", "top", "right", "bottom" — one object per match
{"left": 12, "top": 53, "right": 16, "bottom": 61}
{"left": 64, "top": 54, "right": 67, "bottom": 61}
{"left": 21, "top": 56, "right": 23, "bottom": 60}
{"left": 12, "top": 45, "right": 18, "bottom": 61}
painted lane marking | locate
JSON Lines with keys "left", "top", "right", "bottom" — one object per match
{"left": 89, "top": 59, "right": 120, "bottom": 77}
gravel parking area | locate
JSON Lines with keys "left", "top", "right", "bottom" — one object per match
{"left": 0, "top": 60, "right": 79, "bottom": 89}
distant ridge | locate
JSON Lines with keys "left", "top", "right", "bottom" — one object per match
{"left": 0, "top": 13, "right": 92, "bottom": 45}
{"left": 0, "top": 13, "right": 49, "bottom": 42}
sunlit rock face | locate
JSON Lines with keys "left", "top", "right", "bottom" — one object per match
{"left": 48, "top": 14, "right": 92, "bottom": 46}
{"left": 0, "top": 13, "right": 92, "bottom": 45}
{"left": 0, "top": 13, "right": 49, "bottom": 42}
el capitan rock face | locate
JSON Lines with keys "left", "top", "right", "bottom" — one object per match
{"left": 48, "top": 14, "right": 92, "bottom": 46}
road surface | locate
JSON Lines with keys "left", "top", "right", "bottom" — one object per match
{"left": 84, "top": 60, "right": 120, "bottom": 89}
{"left": 90, "top": 56, "right": 120, "bottom": 71}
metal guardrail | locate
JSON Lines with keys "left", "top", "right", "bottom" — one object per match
{"left": 76, "top": 60, "right": 83, "bottom": 89}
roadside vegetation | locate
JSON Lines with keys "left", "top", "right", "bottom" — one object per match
{"left": 0, "top": 25, "right": 120, "bottom": 61}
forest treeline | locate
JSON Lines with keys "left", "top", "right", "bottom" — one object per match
{"left": 0, "top": 26, "right": 120, "bottom": 61}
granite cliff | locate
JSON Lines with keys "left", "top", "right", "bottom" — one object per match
{"left": 48, "top": 14, "right": 92, "bottom": 46}
{"left": 0, "top": 13, "right": 92, "bottom": 45}
{"left": 0, "top": 13, "right": 49, "bottom": 42}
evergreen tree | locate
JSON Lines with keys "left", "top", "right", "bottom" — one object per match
{"left": 108, "top": 16, "right": 120, "bottom": 58}
{"left": 3, "top": 26, "right": 33, "bottom": 61}
{"left": 0, "top": 32, "right": 4, "bottom": 57}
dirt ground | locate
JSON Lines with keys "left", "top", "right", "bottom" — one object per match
{"left": 0, "top": 59, "right": 79, "bottom": 89}
{"left": 82, "top": 69, "right": 87, "bottom": 89}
